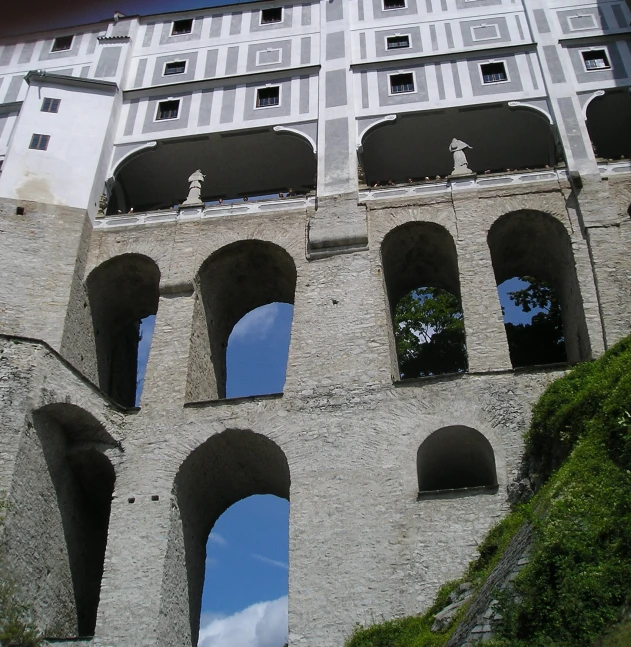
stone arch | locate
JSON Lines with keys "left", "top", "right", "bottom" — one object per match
{"left": 417, "top": 425, "right": 497, "bottom": 493}
{"left": 159, "top": 429, "right": 290, "bottom": 646}
{"left": 86, "top": 253, "right": 161, "bottom": 406}
{"left": 487, "top": 210, "right": 591, "bottom": 364}
{"left": 186, "top": 240, "right": 297, "bottom": 401}
{"left": 5, "top": 403, "right": 118, "bottom": 639}
{"left": 381, "top": 221, "right": 467, "bottom": 377}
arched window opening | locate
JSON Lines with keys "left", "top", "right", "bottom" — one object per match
{"left": 199, "top": 495, "right": 289, "bottom": 647}
{"left": 135, "top": 314, "right": 156, "bottom": 405}
{"left": 417, "top": 426, "right": 497, "bottom": 495}
{"left": 226, "top": 303, "right": 294, "bottom": 398}
{"left": 488, "top": 210, "right": 590, "bottom": 367}
{"left": 498, "top": 276, "right": 566, "bottom": 368}
{"left": 382, "top": 222, "right": 468, "bottom": 379}
{"left": 187, "top": 241, "right": 297, "bottom": 401}
{"left": 5, "top": 404, "right": 117, "bottom": 638}
{"left": 86, "top": 254, "right": 160, "bottom": 407}
{"left": 159, "top": 429, "right": 290, "bottom": 647}
{"left": 586, "top": 90, "right": 631, "bottom": 161}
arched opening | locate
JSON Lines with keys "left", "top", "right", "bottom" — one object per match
{"left": 186, "top": 241, "right": 297, "bottom": 401}
{"left": 417, "top": 426, "right": 497, "bottom": 494}
{"left": 586, "top": 90, "right": 631, "bottom": 161}
{"left": 381, "top": 222, "right": 467, "bottom": 378}
{"left": 86, "top": 254, "right": 160, "bottom": 406}
{"left": 159, "top": 429, "right": 290, "bottom": 647}
{"left": 487, "top": 211, "right": 590, "bottom": 366}
{"left": 5, "top": 404, "right": 117, "bottom": 638}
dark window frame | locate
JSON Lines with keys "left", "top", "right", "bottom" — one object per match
{"left": 383, "top": 0, "right": 407, "bottom": 10}
{"left": 164, "top": 61, "right": 187, "bottom": 76}
{"left": 581, "top": 49, "right": 611, "bottom": 71}
{"left": 256, "top": 86, "right": 280, "bottom": 108}
{"left": 155, "top": 99, "right": 181, "bottom": 121}
{"left": 171, "top": 19, "right": 194, "bottom": 36}
{"left": 389, "top": 72, "right": 415, "bottom": 94}
{"left": 480, "top": 61, "right": 508, "bottom": 84}
{"left": 41, "top": 98, "right": 61, "bottom": 113}
{"left": 51, "top": 35, "right": 73, "bottom": 52}
{"left": 260, "top": 7, "right": 283, "bottom": 24}
{"left": 29, "top": 134, "right": 50, "bottom": 151}
{"left": 386, "top": 35, "right": 411, "bottom": 50}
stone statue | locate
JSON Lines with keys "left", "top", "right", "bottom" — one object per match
{"left": 182, "top": 169, "right": 205, "bottom": 206}
{"left": 97, "top": 193, "right": 108, "bottom": 216}
{"left": 449, "top": 138, "right": 473, "bottom": 176}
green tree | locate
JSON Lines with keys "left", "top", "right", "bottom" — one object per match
{"left": 394, "top": 287, "right": 467, "bottom": 378}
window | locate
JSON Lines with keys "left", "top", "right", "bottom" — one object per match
{"left": 387, "top": 35, "right": 410, "bottom": 50}
{"left": 256, "top": 86, "right": 280, "bottom": 107}
{"left": 389, "top": 72, "right": 415, "bottom": 94}
{"left": 383, "top": 0, "right": 407, "bottom": 9}
{"left": 156, "top": 100, "right": 180, "bottom": 120}
{"left": 171, "top": 19, "right": 193, "bottom": 35}
{"left": 480, "top": 62, "right": 508, "bottom": 84}
{"left": 41, "top": 98, "right": 61, "bottom": 113}
{"left": 164, "top": 61, "right": 187, "bottom": 75}
{"left": 29, "top": 134, "right": 50, "bottom": 150}
{"left": 51, "top": 35, "right": 73, "bottom": 52}
{"left": 582, "top": 49, "right": 610, "bottom": 71}
{"left": 260, "top": 8, "right": 283, "bottom": 24}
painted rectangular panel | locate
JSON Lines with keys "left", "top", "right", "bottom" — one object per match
{"left": 18, "top": 42, "right": 36, "bottom": 64}
{"left": 358, "top": 0, "right": 365, "bottom": 21}
{"left": 557, "top": 9, "right": 603, "bottom": 35}
{"left": 124, "top": 99, "right": 139, "bottom": 136}
{"left": 95, "top": 46, "right": 122, "bottom": 78}
{"left": 612, "top": 5, "right": 628, "bottom": 29}
{"left": 39, "top": 35, "right": 82, "bottom": 61}
{"left": 324, "top": 118, "right": 349, "bottom": 189}
{"left": 430, "top": 24, "right": 438, "bottom": 51}
{"left": 135, "top": 59, "right": 148, "bottom": 87}
{"left": 301, "top": 37, "right": 311, "bottom": 65}
{"left": 151, "top": 51, "right": 199, "bottom": 85}
{"left": 460, "top": 18, "right": 510, "bottom": 47}
{"left": 4, "top": 76, "right": 23, "bottom": 103}
{"left": 375, "top": 26, "right": 422, "bottom": 57}
{"left": 543, "top": 45, "right": 566, "bottom": 84}
{"left": 143, "top": 23, "right": 155, "bottom": 47}
{"left": 0, "top": 116, "right": 8, "bottom": 139}
{"left": 0, "top": 45, "right": 16, "bottom": 66}
{"left": 198, "top": 90, "right": 213, "bottom": 126}
{"left": 567, "top": 44, "right": 627, "bottom": 83}
{"left": 80, "top": 66, "right": 90, "bottom": 78}
{"left": 456, "top": 0, "right": 501, "bottom": 7}
{"left": 371, "top": 0, "right": 418, "bottom": 19}
{"left": 302, "top": 4, "right": 312, "bottom": 25}
{"left": 210, "top": 15, "right": 223, "bottom": 38}
{"left": 143, "top": 94, "right": 193, "bottom": 133}
{"left": 526, "top": 53, "right": 539, "bottom": 90}
{"left": 436, "top": 64, "right": 445, "bottom": 99}
{"left": 299, "top": 75, "right": 310, "bottom": 114}
{"left": 205, "top": 50, "right": 218, "bottom": 77}
{"left": 225, "top": 47, "right": 239, "bottom": 75}
{"left": 451, "top": 62, "right": 462, "bottom": 98}
{"left": 230, "top": 12, "right": 243, "bottom": 35}
{"left": 159, "top": 17, "right": 203, "bottom": 45}
{"left": 377, "top": 67, "right": 429, "bottom": 106}
{"left": 515, "top": 15, "right": 524, "bottom": 41}
{"left": 359, "top": 33, "right": 367, "bottom": 60}
{"left": 467, "top": 56, "right": 523, "bottom": 96}
{"left": 360, "top": 71, "right": 369, "bottom": 108}
{"left": 220, "top": 86, "right": 236, "bottom": 123}
{"left": 440, "top": 0, "right": 447, "bottom": 12}
{"left": 87, "top": 33, "right": 98, "bottom": 54}
{"left": 533, "top": 9, "right": 551, "bottom": 34}
{"left": 247, "top": 41, "right": 291, "bottom": 71}
{"left": 558, "top": 96, "right": 588, "bottom": 160}
{"left": 327, "top": 0, "right": 344, "bottom": 22}
{"left": 326, "top": 32, "right": 345, "bottom": 61}
{"left": 112, "top": 20, "right": 130, "bottom": 37}
{"left": 426, "top": 0, "right": 433, "bottom": 14}
{"left": 243, "top": 79, "right": 292, "bottom": 120}
{"left": 325, "top": 70, "right": 347, "bottom": 107}
{"left": 250, "top": 6, "right": 294, "bottom": 31}
{"left": 445, "top": 23, "right": 454, "bottom": 49}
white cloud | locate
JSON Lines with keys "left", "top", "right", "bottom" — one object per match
{"left": 208, "top": 532, "right": 227, "bottom": 546}
{"left": 251, "top": 554, "right": 288, "bottom": 570}
{"left": 230, "top": 303, "right": 281, "bottom": 342}
{"left": 198, "top": 596, "right": 288, "bottom": 647}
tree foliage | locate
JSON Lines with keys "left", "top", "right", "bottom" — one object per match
{"left": 394, "top": 287, "right": 467, "bottom": 378}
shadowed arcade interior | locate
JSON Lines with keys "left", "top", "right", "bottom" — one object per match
{"left": 109, "top": 128, "right": 317, "bottom": 213}
{"left": 361, "top": 103, "right": 556, "bottom": 184}
{"left": 586, "top": 89, "right": 631, "bottom": 160}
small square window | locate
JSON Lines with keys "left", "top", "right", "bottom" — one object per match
{"left": 387, "top": 35, "right": 410, "bottom": 50}
{"left": 164, "top": 61, "right": 187, "bottom": 75}
{"left": 156, "top": 100, "right": 180, "bottom": 120}
{"left": 481, "top": 62, "right": 508, "bottom": 84}
{"left": 389, "top": 72, "right": 414, "bottom": 94}
{"left": 582, "top": 49, "right": 610, "bottom": 71}
{"left": 260, "top": 7, "right": 283, "bottom": 24}
{"left": 383, "top": 0, "right": 407, "bottom": 9}
{"left": 171, "top": 19, "right": 193, "bottom": 36}
{"left": 256, "top": 86, "right": 280, "bottom": 107}
{"left": 41, "top": 98, "right": 61, "bottom": 113}
{"left": 29, "top": 134, "right": 50, "bottom": 150}
{"left": 51, "top": 35, "right": 73, "bottom": 52}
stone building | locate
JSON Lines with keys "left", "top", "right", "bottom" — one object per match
{"left": 0, "top": 0, "right": 630, "bottom": 645}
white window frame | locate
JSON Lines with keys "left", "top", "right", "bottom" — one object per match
{"left": 387, "top": 71, "right": 416, "bottom": 96}
{"left": 385, "top": 33, "right": 411, "bottom": 50}
{"left": 580, "top": 47, "right": 611, "bottom": 72}
{"left": 382, "top": 0, "right": 408, "bottom": 10}
{"left": 254, "top": 84, "right": 281, "bottom": 109}
{"left": 170, "top": 18, "right": 194, "bottom": 36}
{"left": 50, "top": 35, "right": 73, "bottom": 53}
{"left": 154, "top": 98, "right": 181, "bottom": 122}
{"left": 259, "top": 7, "right": 284, "bottom": 26}
{"left": 568, "top": 13, "right": 597, "bottom": 32}
{"left": 255, "top": 48, "right": 282, "bottom": 66}
{"left": 163, "top": 60, "right": 188, "bottom": 76}
{"left": 471, "top": 23, "right": 501, "bottom": 42}
{"left": 479, "top": 60, "right": 511, "bottom": 85}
